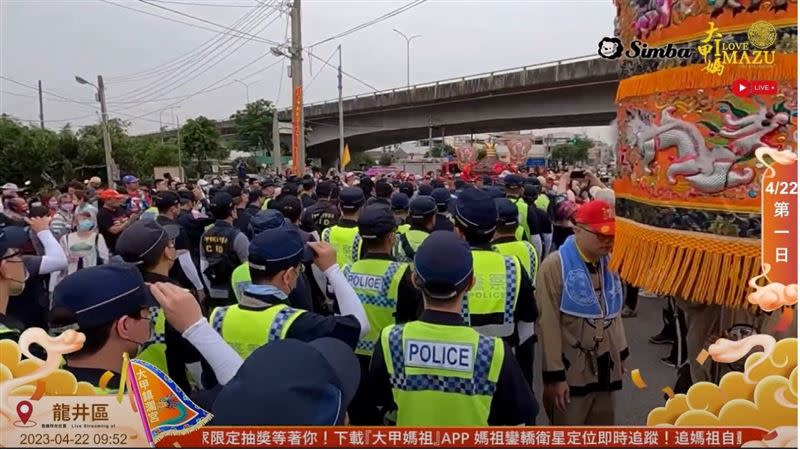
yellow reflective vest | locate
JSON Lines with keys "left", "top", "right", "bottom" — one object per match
{"left": 380, "top": 321, "right": 504, "bottom": 426}
{"left": 321, "top": 224, "right": 362, "bottom": 267}
{"left": 209, "top": 303, "right": 304, "bottom": 359}
{"left": 463, "top": 250, "right": 521, "bottom": 338}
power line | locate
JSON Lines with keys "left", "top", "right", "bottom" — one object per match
{"left": 309, "top": 0, "right": 427, "bottom": 47}
{"left": 304, "top": 46, "right": 338, "bottom": 91}
{"left": 123, "top": 54, "right": 283, "bottom": 123}
{"left": 146, "top": 0, "right": 259, "bottom": 7}
{"left": 274, "top": 13, "right": 289, "bottom": 105}
{"left": 107, "top": 0, "right": 278, "bottom": 82}
{"left": 110, "top": 2, "right": 283, "bottom": 104}
{"left": 0, "top": 76, "right": 96, "bottom": 106}
{"left": 1, "top": 112, "right": 99, "bottom": 124}
{"left": 308, "top": 51, "right": 379, "bottom": 92}
{"left": 136, "top": 0, "right": 280, "bottom": 45}
{"left": 98, "top": 0, "right": 277, "bottom": 45}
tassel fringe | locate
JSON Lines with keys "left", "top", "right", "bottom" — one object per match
{"left": 609, "top": 218, "right": 760, "bottom": 309}
{"left": 616, "top": 55, "right": 798, "bottom": 102}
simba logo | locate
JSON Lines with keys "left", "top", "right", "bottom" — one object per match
{"left": 597, "top": 36, "right": 693, "bottom": 60}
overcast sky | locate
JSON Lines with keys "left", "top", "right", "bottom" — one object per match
{"left": 1, "top": 0, "right": 615, "bottom": 137}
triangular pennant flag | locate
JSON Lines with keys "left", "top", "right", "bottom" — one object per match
{"left": 342, "top": 143, "right": 351, "bottom": 168}
{"left": 128, "top": 359, "right": 212, "bottom": 445}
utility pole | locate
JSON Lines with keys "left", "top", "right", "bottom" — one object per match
{"left": 176, "top": 114, "right": 183, "bottom": 179}
{"left": 290, "top": 0, "right": 305, "bottom": 175}
{"left": 337, "top": 45, "right": 344, "bottom": 173}
{"left": 37, "top": 80, "right": 44, "bottom": 129}
{"left": 272, "top": 110, "right": 281, "bottom": 174}
{"left": 97, "top": 75, "right": 115, "bottom": 189}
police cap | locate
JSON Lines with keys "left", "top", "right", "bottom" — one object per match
{"left": 339, "top": 187, "right": 365, "bottom": 211}
{"left": 414, "top": 231, "right": 473, "bottom": 300}
{"left": 357, "top": 204, "right": 396, "bottom": 240}
{"left": 390, "top": 192, "right": 410, "bottom": 211}
{"left": 408, "top": 196, "right": 437, "bottom": 219}
{"left": 248, "top": 227, "right": 312, "bottom": 272}
{"left": 495, "top": 198, "right": 519, "bottom": 227}
{"left": 454, "top": 188, "right": 497, "bottom": 233}
{"left": 431, "top": 187, "right": 451, "bottom": 208}
{"left": 504, "top": 173, "right": 525, "bottom": 189}
{"left": 417, "top": 184, "right": 433, "bottom": 196}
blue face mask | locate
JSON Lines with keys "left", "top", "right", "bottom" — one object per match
{"left": 77, "top": 219, "right": 95, "bottom": 231}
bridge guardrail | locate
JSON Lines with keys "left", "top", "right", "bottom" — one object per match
{"left": 279, "top": 54, "right": 600, "bottom": 113}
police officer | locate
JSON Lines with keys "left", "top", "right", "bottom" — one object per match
{"left": 50, "top": 264, "right": 243, "bottom": 391}
{"left": 153, "top": 191, "right": 205, "bottom": 296}
{"left": 260, "top": 177, "right": 276, "bottom": 210}
{"left": 431, "top": 187, "right": 454, "bottom": 232}
{"left": 300, "top": 180, "right": 340, "bottom": 235}
{"left": 175, "top": 189, "right": 214, "bottom": 266}
{"left": 321, "top": 187, "right": 364, "bottom": 268}
{"left": 343, "top": 205, "right": 422, "bottom": 424}
{"left": 491, "top": 198, "right": 539, "bottom": 286}
{"left": 453, "top": 188, "right": 538, "bottom": 387}
{"left": 116, "top": 219, "right": 204, "bottom": 393}
{"left": 504, "top": 174, "right": 539, "bottom": 245}
{"left": 368, "top": 231, "right": 537, "bottom": 425}
{"left": 393, "top": 196, "right": 436, "bottom": 263}
{"left": 209, "top": 227, "right": 370, "bottom": 358}
{"left": 390, "top": 193, "right": 410, "bottom": 233}
{"left": 200, "top": 192, "right": 249, "bottom": 307}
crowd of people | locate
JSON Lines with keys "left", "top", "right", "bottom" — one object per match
{"left": 1, "top": 166, "right": 645, "bottom": 426}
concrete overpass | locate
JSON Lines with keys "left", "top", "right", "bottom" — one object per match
{"left": 277, "top": 55, "right": 620, "bottom": 165}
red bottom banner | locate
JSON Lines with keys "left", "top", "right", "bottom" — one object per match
{"left": 158, "top": 427, "right": 772, "bottom": 448}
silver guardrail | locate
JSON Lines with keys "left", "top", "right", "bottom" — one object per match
{"left": 277, "top": 54, "right": 600, "bottom": 113}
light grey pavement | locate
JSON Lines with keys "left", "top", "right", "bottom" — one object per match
{"left": 533, "top": 295, "right": 677, "bottom": 425}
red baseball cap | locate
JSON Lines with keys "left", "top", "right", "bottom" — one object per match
{"left": 97, "top": 189, "right": 125, "bottom": 201}
{"left": 574, "top": 200, "right": 616, "bottom": 236}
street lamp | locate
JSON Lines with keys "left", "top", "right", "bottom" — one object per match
{"left": 393, "top": 28, "right": 422, "bottom": 88}
{"left": 76, "top": 74, "right": 115, "bottom": 188}
{"left": 233, "top": 79, "right": 256, "bottom": 104}
{"left": 158, "top": 106, "right": 181, "bottom": 143}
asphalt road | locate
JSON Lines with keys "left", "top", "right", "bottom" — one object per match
{"left": 533, "top": 294, "right": 677, "bottom": 426}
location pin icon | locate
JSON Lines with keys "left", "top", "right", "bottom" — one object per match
{"left": 16, "top": 401, "right": 33, "bottom": 424}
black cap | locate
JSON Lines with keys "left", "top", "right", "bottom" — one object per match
{"left": 261, "top": 177, "right": 275, "bottom": 188}
{"left": 375, "top": 181, "right": 393, "bottom": 199}
{"left": 504, "top": 174, "right": 524, "bottom": 189}
{"left": 177, "top": 189, "right": 195, "bottom": 203}
{"left": 225, "top": 185, "right": 243, "bottom": 198}
{"left": 210, "top": 192, "right": 234, "bottom": 218}
{"left": 357, "top": 204, "right": 397, "bottom": 240}
{"left": 250, "top": 210, "right": 286, "bottom": 235}
{"left": 273, "top": 195, "right": 302, "bottom": 221}
{"left": 301, "top": 179, "right": 315, "bottom": 190}
{"left": 524, "top": 176, "right": 541, "bottom": 186}
{"left": 339, "top": 187, "right": 365, "bottom": 210}
{"left": 431, "top": 187, "right": 451, "bottom": 208}
{"left": 454, "top": 179, "right": 466, "bottom": 190}
{"left": 282, "top": 183, "right": 299, "bottom": 197}
{"left": 116, "top": 219, "right": 180, "bottom": 265}
{"left": 398, "top": 182, "right": 414, "bottom": 198}
{"left": 153, "top": 191, "right": 179, "bottom": 209}
{"left": 414, "top": 231, "right": 473, "bottom": 300}
{"left": 390, "top": 192, "right": 410, "bottom": 211}
{"left": 523, "top": 184, "right": 540, "bottom": 201}
{"left": 409, "top": 195, "right": 437, "bottom": 219}
{"left": 495, "top": 198, "right": 519, "bottom": 227}
{"left": 454, "top": 188, "right": 497, "bottom": 233}
{"left": 0, "top": 222, "right": 29, "bottom": 256}
{"left": 249, "top": 227, "right": 312, "bottom": 272}
{"left": 211, "top": 338, "right": 359, "bottom": 425}
{"left": 315, "top": 180, "right": 333, "bottom": 198}
{"left": 418, "top": 184, "right": 433, "bottom": 196}
{"left": 482, "top": 176, "right": 492, "bottom": 185}
{"left": 51, "top": 264, "right": 157, "bottom": 331}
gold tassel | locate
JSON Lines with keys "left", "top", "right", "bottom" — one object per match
{"left": 616, "top": 55, "right": 798, "bottom": 102}
{"left": 609, "top": 218, "right": 760, "bottom": 309}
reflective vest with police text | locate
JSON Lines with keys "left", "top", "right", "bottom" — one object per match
{"left": 343, "top": 259, "right": 409, "bottom": 356}
{"left": 492, "top": 240, "right": 538, "bottom": 288}
{"left": 380, "top": 321, "right": 504, "bottom": 426}
{"left": 463, "top": 250, "right": 521, "bottom": 338}
{"left": 393, "top": 229, "right": 429, "bottom": 263}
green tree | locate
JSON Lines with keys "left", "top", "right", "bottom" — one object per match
{"left": 181, "top": 116, "right": 226, "bottom": 164}
{"left": 230, "top": 99, "right": 275, "bottom": 153}
{"left": 349, "top": 152, "right": 374, "bottom": 169}
{"left": 429, "top": 143, "right": 455, "bottom": 158}
{"left": 551, "top": 137, "right": 592, "bottom": 165}
{"left": 378, "top": 152, "right": 394, "bottom": 166}
{"left": 0, "top": 117, "right": 59, "bottom": 186}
